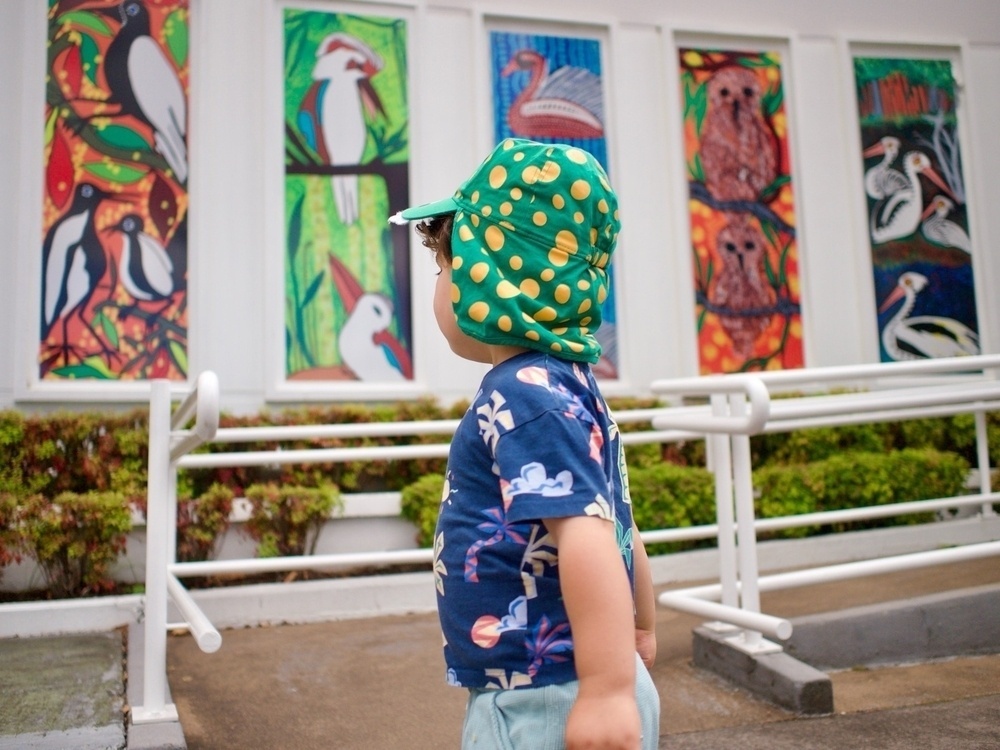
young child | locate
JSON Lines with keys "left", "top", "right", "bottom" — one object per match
{"left": 390, "top": 138, "right": 659, "bottom": 749}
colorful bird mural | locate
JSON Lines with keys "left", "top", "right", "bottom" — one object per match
{"left": 862, "top": 136, "right": 907, "bottom": 200}
{"left": 919, "top": 195, "right": 971, "bottom": 254}
{"left": 700, "top": 66, "right": 778, "bottom": 203}
{"left": 680, "top": 48, "right": 801, "bottom": 374}
{"left": 102, "top": 0, "right": 188, "bottom": 184}
{"left": 500, "top": 49, "right": 604, "bottom": 139}
{"left": 41, "top": 0, "right": 190, "bottom": 381}
{"left": 328, "top": 255, "right": 412, "bottom": 381}
{"left": 298, "top": 32, "right": 386, "bottom": 225}
{"left": 41, "top": 183, "right": 117, "bottom": 366}
{"left": 107, "top": 213, "right": 181, "bottom": 306}
{"left": 854, "top": 56, "right": 979, "bottom": 365}
{"left": 870, "top": 151, "right": 955, "bottom": 244}
{"left": 878, "top": 271, "right": 979, "bottom": 360}
{"left": 708, "top": 217, "right": 777, "bottom": 359}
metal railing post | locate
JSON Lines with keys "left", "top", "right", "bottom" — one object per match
{"left": 975, "top": 410, "right": 995, "bottom": 517}
{"left": 729, "top": 392, "right": 767, "bottom": 651}
{"left": 133, "top": 380, "right": 178, "bottom": 724}
{"left": 710, "top": 394, "right": 739, "bottom": 611}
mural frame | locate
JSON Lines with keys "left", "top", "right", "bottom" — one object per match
{"left": 16, "top": 0, "right": 197, "bottom": 402}
{"left": 838, "top": 35, "right": 986, "bottom": 365}
{"left": 662, "top": 25, "right": 810, "bottom": 376}
{"left": 265, "top": 0, "right": 421, "bottom": 402}
{"left": 473, "top": 9, "right": 629, "bottom": 387}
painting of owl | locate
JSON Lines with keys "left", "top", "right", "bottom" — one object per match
{"left": 700, "top": 66, "right": 779, "bottom": 203}
{"left": 709, "top": 217, "right": 776, "bottom": 359}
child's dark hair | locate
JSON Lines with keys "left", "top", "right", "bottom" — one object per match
{"left": 415, "top": 214, "right": 454, "bottom": 262}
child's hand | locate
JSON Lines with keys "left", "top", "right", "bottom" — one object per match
{"left": 565, "top": 690, "right": 641, "bottom": 749}
{"left": 635, "top": 627, "right": 657, "bottom": 671}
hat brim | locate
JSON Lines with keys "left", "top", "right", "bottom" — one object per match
{"left": 388, "top": 196, "right": 459, "bottom": 225}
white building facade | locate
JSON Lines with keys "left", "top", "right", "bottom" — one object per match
{"left": 2, "top": 0, "right": 999, "bottom": 413}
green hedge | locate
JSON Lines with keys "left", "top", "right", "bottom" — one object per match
{"left": 16, "top": 491, "right": 132, "bottom": 598}
{"left": 754, "top": 448, "right": 970, "bottom": 539}
{"left": 0, "top": 400, "right": 995, "bottom": 600}
{"left": 400, "top": 448, "right": 973, "bottom": 554}
{"left": 749, "top": 412, "right": 999, "bottom": 467}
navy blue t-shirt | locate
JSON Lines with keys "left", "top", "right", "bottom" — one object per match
{"left": 434, "top": 351, "right": 635, "bottom": 690}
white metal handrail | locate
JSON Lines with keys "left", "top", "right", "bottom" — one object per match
{"left": 135, "top": 356, "right": 1000, "bottom": 722}
{"left": 134, "top": 382, "right": 684, "bottom": 723}
{"left": 649, "top": 354, "right": 1000, "bottom": 655}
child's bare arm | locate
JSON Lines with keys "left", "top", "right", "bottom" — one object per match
{"left": 632, "top": 521, "right": 657, "bottom": 669}
{"left": 546, "top": 515, "right": 641, "bottom": 750}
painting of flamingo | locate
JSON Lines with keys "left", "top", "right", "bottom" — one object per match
{"left": 499, "top": 48, "right": 604, "bottom": 139}
{"left": 489, "top": 29, "right": 618, "bottom": 378}
{"left": 854, "top": 54, "right": 979, "bottom": 363}
{"left": 490, "top": 31, "right": 608, "bottom": 166}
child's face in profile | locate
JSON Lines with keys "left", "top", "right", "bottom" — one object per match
{"left": 433, "top": 251, "right": 492, "bottom": 364}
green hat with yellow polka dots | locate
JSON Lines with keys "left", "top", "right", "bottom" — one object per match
{"left": 390, "top": 138, "right": 620, "bottom": 363}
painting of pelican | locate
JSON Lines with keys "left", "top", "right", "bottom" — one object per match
{"left": 854, "top": 55, "right": 979, "bottom": 363}
{"left": 878, "top": 271, "right": 979, "bottom": 360}
{"left": 283, "top": 10, "right": 412, "bottom": 383}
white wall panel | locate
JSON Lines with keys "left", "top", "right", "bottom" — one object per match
{"left": 964, "top": 44, "right": 1000, "bottom": 355}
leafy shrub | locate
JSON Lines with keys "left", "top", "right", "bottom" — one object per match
{"left": 750, "top": 411, "right": 1000, "bottom": 469}
{"left": 398, "top": 463, "right": 718, "bottom": 556}
{"left": 0, "top": 493, "right": 23, "bottom": 584}
{"left": 400, "top": 473, "right": 446, "bottom": 547}
{"left": 752, "top": 423, "right": 891, "bottom": 465}
{"left": 628, "top": 463, "right": 716, "bottom": 553}
{"left": 753, "top": 463, "right": 815, "bottom": 538}
{"left": 243, "top": 483, "right": 340, "bottom": 558}
{"left": 0, "top": 410, "right": 148, "bottom": 502}
{"left": 754, "top": 448, "right": 969, "bottom": 537}
{"left": 19, "top": 491, "right": 131, "bottom": 598}
{"left": 176, "top": 483, "right": 235, "bottom": 563}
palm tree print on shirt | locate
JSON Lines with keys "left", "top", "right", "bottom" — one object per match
{"left": 520, "top": 525, "right": 558, "bottom": 599}
{"left": 464, "top": 507, "right": 528, "bottom": 582}
{"left": 477, "top": 390, "right": 515, "bottom": 454}
{"left": 526, "top": 615, "right": 573, "bottom": 677}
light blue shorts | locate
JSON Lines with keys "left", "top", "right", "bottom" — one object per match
{"left": 461, "top": 654, "right": 660, "bottom": 750}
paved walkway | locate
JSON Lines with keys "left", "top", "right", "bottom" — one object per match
{"left": 165, "top": 557, "right": 1000, "bottom": 749}
{"left": 2, "top": 557, "right": 998, "bottom": 748}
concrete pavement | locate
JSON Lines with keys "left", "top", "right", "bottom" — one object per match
{"left": 165, "top": 556, "right": 1000, "bottom": 749}
{"left": 2, "top": 557, "right": 999, "bottom": 748}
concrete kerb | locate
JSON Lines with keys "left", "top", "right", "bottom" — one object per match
{"left": 692, "top": 626, "right": 834, "bottom": 714}
{"left": 691, "top": 582, "right": 1000, "bottom": 715}
{"left": 786, "top": 582, "right": 1000, "bottom": 670}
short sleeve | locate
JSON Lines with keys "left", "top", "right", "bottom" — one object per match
{"left": 494, "top": 409, "right": 612, "bottom": 525}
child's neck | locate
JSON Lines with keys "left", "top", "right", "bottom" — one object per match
{"left": 489, "top": 345, "right": 531, "bottom": 367}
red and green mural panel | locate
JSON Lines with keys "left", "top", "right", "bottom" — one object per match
{"left": 42, "top": 0, "right": 189, "bottom": 381}
{"left": 679, "top": 47, "right": 803, "bottom": 375}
